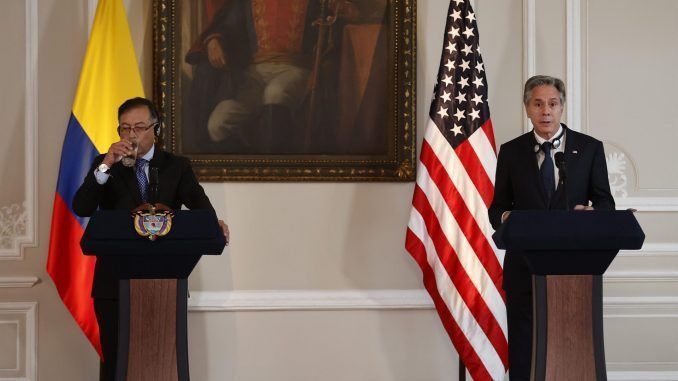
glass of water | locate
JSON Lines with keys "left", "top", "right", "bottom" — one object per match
{"left": 121, "top": 140, "right": 138, "bottom": 167}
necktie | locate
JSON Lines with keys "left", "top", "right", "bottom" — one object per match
{"left": 540, "top": 142, "right": 555, "bottom": 200}
{"left": 136, "top": 158, "right": 149, "bottom": 203}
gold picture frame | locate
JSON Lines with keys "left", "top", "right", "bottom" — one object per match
{"left": 154, "top": 0, "right": 416, "bottom": 181}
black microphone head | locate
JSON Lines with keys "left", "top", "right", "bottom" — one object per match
{"left": 554, "top": 152, "right": 565, "bottom": 168}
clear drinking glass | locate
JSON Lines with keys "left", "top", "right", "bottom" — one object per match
{"left": 121, "top": 140, "right": 138, "bottom": 167}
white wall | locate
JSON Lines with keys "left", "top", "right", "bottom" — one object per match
{"left": 0, "top": 0, "right": 675, "bottom": 380}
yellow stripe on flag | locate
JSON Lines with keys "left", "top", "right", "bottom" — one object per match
{"left": 72, "top": 0, "right": 144, "bottom": 154}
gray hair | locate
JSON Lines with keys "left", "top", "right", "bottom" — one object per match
{"left": 523, "top": 75, "right": 566, "bottom": 106}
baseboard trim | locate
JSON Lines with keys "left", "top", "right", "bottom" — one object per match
{"left": 187, "top": 289, "right": 678, "bottom": 313}
{"left": 608, "top": 371, "right": 678, "bottom": 381}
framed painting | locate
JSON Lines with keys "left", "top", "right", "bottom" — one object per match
{"left": 154, "top": 0, "right": 416, "bottom": 181}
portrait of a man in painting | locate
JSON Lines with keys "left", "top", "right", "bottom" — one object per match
{"left": 156, "top": 0, "right": 416, "bottom": 180}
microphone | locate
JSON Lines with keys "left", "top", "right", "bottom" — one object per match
{"left": 149, "top": 167, "right": 159, "bottom": 205}
{"left": 554, "top": 152, "right": 569, "bottom": 209}
{"left": 554, "top": 152, "right": 566, "bottom": 178}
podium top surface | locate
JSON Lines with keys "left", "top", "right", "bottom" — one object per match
{"left": 493, "top": 210, "right": 645, "bottom": 251}
{"left": 81, "top": 209, "right": 226, "bottom": 256}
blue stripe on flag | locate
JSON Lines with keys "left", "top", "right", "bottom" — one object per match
{"left": 55, "top": 113, "right": 100, "bottom": 228}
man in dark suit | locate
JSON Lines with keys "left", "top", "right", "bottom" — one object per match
{"left": 488, "top": 75, "right": 615, "bottom": 381}
{"left": 72, "top": 97, "right": 229, "bottom": 381}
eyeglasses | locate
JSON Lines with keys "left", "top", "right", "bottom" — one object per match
{"left": 118, "top": 122, "right": 158, "bottom": 135}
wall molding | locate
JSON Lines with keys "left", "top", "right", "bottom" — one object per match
{"left": 0, "top": 0, "right": 38, "bottom": 261}
{"left": 188, "top": 289, "right": 678, "bottom": 313}
{"left": 0, "top": 302, "right": 37, "bottom": 380}
{"left": 604, "top": 297, "right": 678, "bottom": 318}
{"left": 608, "top": 371, "right": 678, "bottom": 381}
{"left": 566, "top": 0, "right": 582, "bottom": 132}
{"left": 619, "top": 243, "right": 678, "bottom": 257}
{"left": 522, "top": 0, "right": 535, "bottom": 133}
{"left": 0, "top": 277, "right": 39, "bottom": 288}
{"left": 188, "top": 289, "right": 433, "bottom": 312}
{"left": 616, "top": 198, "right": 678, "bottom": 212}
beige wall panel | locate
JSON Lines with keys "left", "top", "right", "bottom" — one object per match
{"left": 0, "top": 321, "right": 19, "bottom": 371}
{"left": 535, "top": 0, "right": 566, "bottom": 80}
{"left": 631, "top": 212, "right": 678, "bottom": 243}
{"left": 188, "top": 309, "right": 459, "bottom": 381}
{"left": 195, "top": 183, "right": 417, "bottom": 291}
{"left": 604, "top": 316, "right": 678, "bottom": 367}
{"left": 587, "top": 0, "right": 678, "bottom": 194}
{"left": 476, "top": 0, "right": 525, "bottom": 145}
{"left": 0, "top": 0, "right": 26, "bottom": 207}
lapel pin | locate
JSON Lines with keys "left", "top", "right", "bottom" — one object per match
{"left": 572, "top": 150, "right": 578, "bottom": 154}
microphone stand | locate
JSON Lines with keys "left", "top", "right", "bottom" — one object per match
{"left": 554, "top": 153, "right": 569, "bottom": 210}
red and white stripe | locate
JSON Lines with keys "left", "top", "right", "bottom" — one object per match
{"left": 406, "top": 118, "right": 508, "bottom": 380}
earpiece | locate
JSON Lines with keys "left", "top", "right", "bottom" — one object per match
{"left": 534, "top": 129, "right": 565, "bottom": 153}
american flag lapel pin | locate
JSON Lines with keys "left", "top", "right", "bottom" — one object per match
{"left": 572, "top": 150, "right": 578, "bottom": 154}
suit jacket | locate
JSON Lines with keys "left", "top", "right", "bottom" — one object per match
{"left": 488, "top": 125, "right": 615, "bottom": 292}
{"left": 73, "top": 148, "right": 214, "bottom": 298}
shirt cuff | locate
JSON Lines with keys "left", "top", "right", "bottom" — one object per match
{"left": 94, "top": 168, "right": 110, "bottom": 185}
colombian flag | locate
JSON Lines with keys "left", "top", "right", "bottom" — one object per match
{"left": 47, "top": 0, "right": 143, "bottom": 357}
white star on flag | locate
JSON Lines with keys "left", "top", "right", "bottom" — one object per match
{"left": 451, "top": 124, "right": 463, "bottom": 135}
{"left": 458, "top": 76, "right": 469, "bottom": 89}
{"left": 453, "top": 108, "right": 465, "bottom": 120}
{"left": 473, "top": 76, "right": 485, "bottom": 88}
{"left": 471, "top": 93, "right": 484, "bottom": 105}
{"left": 450, "top": 9, "right": 461, "bottom": 21}
{"left": 468, "top": 108, "right": 480, "bottom": 120}
{"left": 449, "top": 27, "right": 460, "bottom": 38}
{"left": 442, "top": 75, "right": 454, "bottom": 87}
{"left": 455, "top": 92, "right": 466, "bottom": 103}
{"left": 462, "top": 43, "right": 473, "bottom": 55}
{"left": 441, "top": 91, "right": 452, "bottom": 102}
{"left": 463, "top": 28, "right": 474, "bottom": 38}
{"left": 437, "top": 106, "right": 449, "bottom": 118}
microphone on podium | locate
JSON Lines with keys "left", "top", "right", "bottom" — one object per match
{"left": 554, "top": 152, "right": 569, "bottom": 209}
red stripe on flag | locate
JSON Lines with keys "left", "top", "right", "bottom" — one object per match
{"left": 481, "top": 119, "right": 497, "bottom": 154}
{"left": 411, "top": 185, "right": 508, "bottom": 361}
{"left": 454, "top": 138, "right": 495, "bottom": 208}
{"left": 420, "top": 141, "right": 505, "bottom": 295}
{"left": 406, "top": 229, "right": 494, "bottom": 381}
{"left": 47, "top": 193, "right": 101, "bottom": 357}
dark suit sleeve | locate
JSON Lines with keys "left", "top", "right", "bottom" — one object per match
{"left": 588, "top": 141, "right": 615, "bottom": 210}
{"left": 488, "top": 145, "right": 513, "bottom": 230}
{"left": 177, "top": 158, "right": 214, "bottom": 211}
{"left": 72, "top": 156, "right": 106, "bottom": 217}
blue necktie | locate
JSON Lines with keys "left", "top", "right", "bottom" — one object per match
{"left": 540, "top": 142, "right": 555, "bottom": 200}
{"left": 136, "top": 158, "right": 149, "bottom": 203}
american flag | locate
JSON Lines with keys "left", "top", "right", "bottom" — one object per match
{"left": 405, "top": 1, "right": 508, "bottom": 379}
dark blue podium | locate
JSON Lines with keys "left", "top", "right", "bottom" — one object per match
{"left": 81, "top": 209, "right": 225, "bottom": 381}
{"left": 493, "top": 210, "right": 644, "bottom": 381}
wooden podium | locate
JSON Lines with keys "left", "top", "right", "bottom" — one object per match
{"left": 493, "top": 210, "right": 644, "bottom": 381}
{"left": 81, "top": 209, "right": 225, "bottom": 381}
